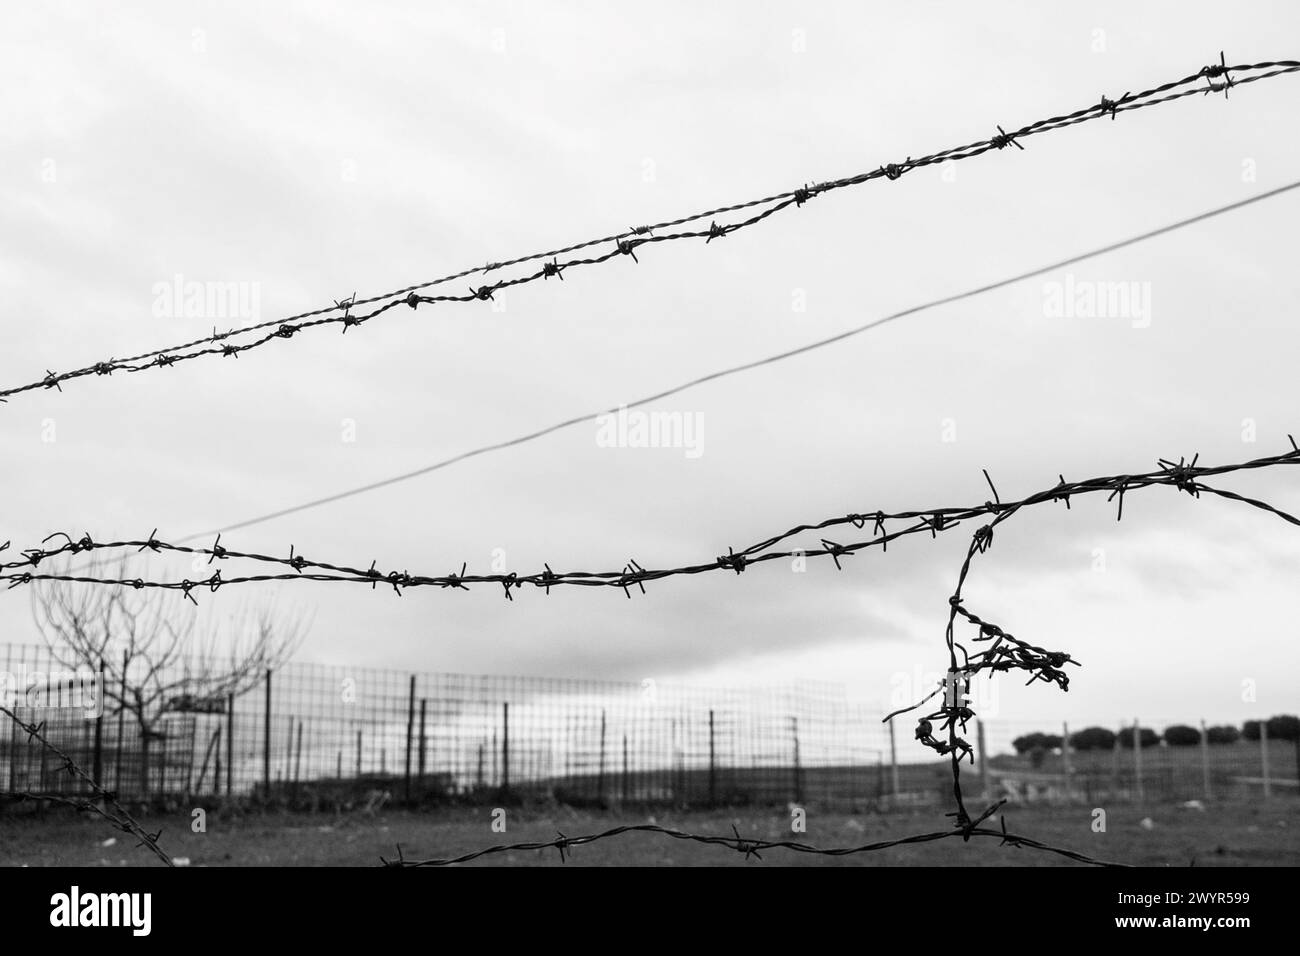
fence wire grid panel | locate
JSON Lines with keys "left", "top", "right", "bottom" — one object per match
{"left": 4, "top": 642, "right": 1293, "bottom": 814}
{"left": 0, "top": 643, "right": 887, "bottom": 808}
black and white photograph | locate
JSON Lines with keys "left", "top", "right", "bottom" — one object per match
{"left": 1, "top": 1, "right": 1296, "bottom": 936}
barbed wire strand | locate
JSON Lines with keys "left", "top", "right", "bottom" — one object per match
{"left": 174, "top": 176, "right": 1300, "bottom": 542}
{"left": 6, "top": 55, "right": 1296, "bottom": 868}
{"left": 383, "top": 438, "right": 1296, "bottom": 866}
{"left": 6, "top": 454, "right": 1296, "bottom": 865}
{"left": 6, "top": 442, "right": 1296, "bottom": 600}
{"left": 2, "top": 56, "right": 1295, "bottom": 403}
{"left": 6, "top": 446, "right": 1296, "bottom": 867}
{"left": 10, "top": 436, "right": 1272, "bottom": 868}
{"left": 0, "top": 704, "right": 174, "bottom": 867}
{"left": 380, "top": 805, "right": 1125, "bottom": 867}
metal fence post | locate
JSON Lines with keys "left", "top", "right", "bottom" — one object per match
{"left": 355, "top": 728, "right": 362, "bottom": 778}
{"left": 284, "top": 716, "right": 294, "bottom": 791}
{"left": 93, "top": 657, "right": 104, "bottom": 787}
{"left": 1061, "top": 722, "right": 1073, "bottom": 800}
{"left": 669, "top": 715, "right": 679, "bottom": 801}
{"left": 1132, "top": 718, "right": 1144, "bottom": 803}
{"left": 622, "top": 733, "right": 629, "bottom": 803}
{"left": 501, "top": 702, "right": 510, "bottom": 797}
{"left": 226, "top": 693, "right": 234, "bottom": 796}
{"left": 596, "top": 709, "right": 607, "bottom": 804}
{"left": 262, "top": 669, "right": 272, "bottom": 798}
{"left": 6, "top": 706, "right": 15, "bottom": 792}
{"left": 792, "top": 716, "right": 802, "bottom": 804}
{"left": 1200, "top": 719, "right": 1211, "bottom": 801}
{"left": 186, "top": 715, "right": 198, "bottom": 800}
{"left": 404, "top": 675, "right": 416, "bottom": 804}
{"left": 115, "top": 649, "right": 127, "bottom": 795}
{"left": 158, "top": 725, "right": 167, "bottom": 797}
{"left": 888, "top": 718, "right": 900, "bottom": 801}
{"left": 293, "top": 720, "right": 303, "bottom": 799}
{"left": 1110, "top": 726, "right": 1121, "bottom": 801}
{"left": 1261, "top": 719, "right": 1272, "bottom": 798}
{"left": 212, "top": 728, "right": 223, "bottom": 795}
{"left": 417, "top": 698, "right": 427, "bottom": 790}
{"left": 977, "top": 720, "right": 989, "bottom": 801}
{"left": 708, "top": 709, "right": 716, "bottom": 807}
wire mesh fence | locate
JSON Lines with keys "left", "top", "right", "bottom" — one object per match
{"left": 0, "top": 643, "right": 888, "bottom": 808}
{"left": 3, "top": 642, "right": 1294, "bottom": 814}
{"left": 975, "top": 718, "right": 1300, "bottom": 807}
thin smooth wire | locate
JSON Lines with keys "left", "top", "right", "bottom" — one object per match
{"left": 176, "top": 178, "right": 1300, "bottom": 541}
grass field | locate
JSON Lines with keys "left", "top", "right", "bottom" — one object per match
{"left": 2, "top": 800, "right": 1297, "bottom": 866}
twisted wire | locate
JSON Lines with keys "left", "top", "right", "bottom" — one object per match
{"left": 4, "top": 442, "right": 1296, "bottom": 601}
{"left": 2, "top": 56, "right": 1294, "bottom": 403}
{"left": 0, "top": 704, "right": 174, "bottom": 867}
{"left": 172, "top": 176, "right": 1300, "bottom": 541}
{"left": 382, "top": 804, "right": 1125, "bottom": 867}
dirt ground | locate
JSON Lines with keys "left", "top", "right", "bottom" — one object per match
{"left": 2, "top": 799, "right": 1297, "bottom": 867}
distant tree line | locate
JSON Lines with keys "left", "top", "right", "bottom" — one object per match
{"left": 1011, "top": 714, "right": 1300, "bottom": 754}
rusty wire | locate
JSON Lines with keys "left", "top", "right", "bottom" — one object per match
{"left": 0, "top": 704, "right": 174, "bottom": 867}
{"left": 1, "top": 56, "right": 1295, "bottom": 404}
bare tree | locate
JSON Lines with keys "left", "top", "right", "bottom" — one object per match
{"left": 30, "top": 558, "right": 307, "bottom": 795}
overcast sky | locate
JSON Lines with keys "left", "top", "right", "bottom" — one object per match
{"left": 3, "top": 2, "right": 1299, "bottom": 739}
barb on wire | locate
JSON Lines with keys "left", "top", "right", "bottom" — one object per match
{"left": 3, "top": 56, "right": 1297, "bottom": 402}
{"left": 0, "top": 704, "right": 174, "bottom": 867}
{"left": 380, "top": 810, "right": 1126, "bottom": 867}
{"left": 371, "top": 437, "right": 1300, "bottom": 867}
{"left": 7, "top": 441, "right": 1297, "bottom": 865}
{"left": 882, "top": 436, "right": 1299, "bottom": 833}
{"left": 5, "top": 442, "right": 1298, "bottom": 600}
{"left": 166, "top": 177, "right": 1300, "bottom": 543}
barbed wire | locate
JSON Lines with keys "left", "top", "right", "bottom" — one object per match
{"left": 3, "top": 444, "right": 1294, "bottom": 865}
{"left": 0, "top": 704, "right": 174, "bottom": 867}
{"left": 4, "top": 441, "right": 1297, "bottom": 602}
{"left": 175, "top": 177, "right": 1300, "bottom": 542}
{"left": 2, "top": 55, "right": 1295, "bottom": 404}
{"left": 379, "top": 440, "right": 1297, "bottom": 866}
{"left": 378, "top": 440, "right": 1299, "bottom": 866}
{"left": 381, "top": 801, "right": 1125, "bottom": 867}
{"left": 876, "top": 438, "right": 1300, "bottom": 851}
{"left": 5, "top": 54, "right": 1297, "bottom": 867}
{"left": 5, "top": 455, "right": 1295, "bottom": 867}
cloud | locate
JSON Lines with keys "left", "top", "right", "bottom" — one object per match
{"left": 3, "top": 2, "right": 1300, "bottom": 730}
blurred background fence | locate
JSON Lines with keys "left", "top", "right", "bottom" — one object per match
{"left": 1, "top": 642, "right": 1296, "bottom": 810}
{"left": 0, "top": 642, "right": 883, "bottom": 808}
